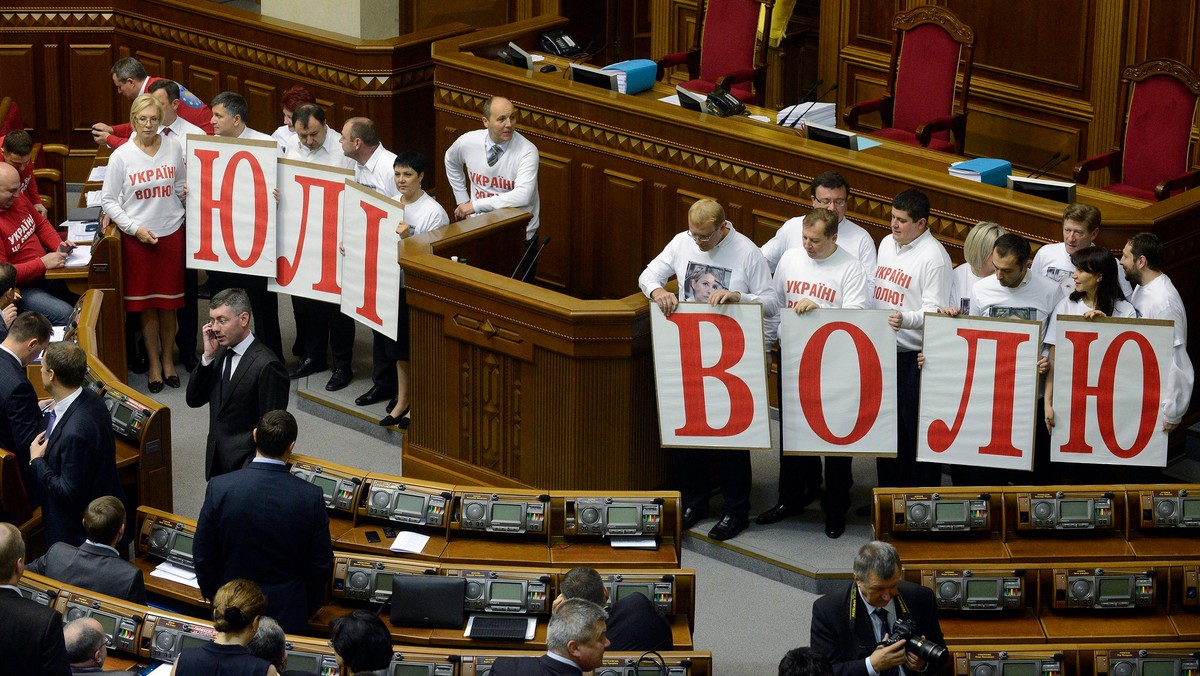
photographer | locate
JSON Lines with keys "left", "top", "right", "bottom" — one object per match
{"left": 811, "top": 541, "right": 945, "bottom": 676}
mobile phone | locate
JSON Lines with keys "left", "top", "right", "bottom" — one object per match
{"left": 383, "top": 526, "right": 397, "bottom": 538}
{"left": 365, "top": 530, "right": 381, "bottom": 543}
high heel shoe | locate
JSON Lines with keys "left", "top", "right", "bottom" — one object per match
{"left": 164, "top": 375, "right": 181, "bottom": 389}
{"left": 148, "top": 380, "right": 164, "bottom": 394}
{"left": 378, "top": 405, "right": 410, "bottom": 427}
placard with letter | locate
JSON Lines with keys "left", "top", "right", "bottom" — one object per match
{"left": 269, "top": 158, "right": 354, "bottom": 302}
{"left": 340, "top": 181, "right": 404, "bottom": 340}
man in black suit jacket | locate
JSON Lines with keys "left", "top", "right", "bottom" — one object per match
{"left": 27, "top": 495, "right": 145, "bottom": 604}
{"left": 555, "top": 566, "right": 674, "bottom": 652}
{"left": 0, "top": 522, "right": 71, "bottom": 675}
{"left": 0, "top": 311, "right": 51, "bottom": 507}
{"left": 811, "top": 541, "right": 944, "bottom": 676}
{"left": 63, "top": 616, "right": 138, "bottom": 675}
{"left": 186, "top": 288, "right": 289, "bottom": 479}
{"left": 193, "top": 410, "right": 333, "bottom": 633}
{"left": 491, "top": 599, "right": 610, "bottom": 676}
{"left": 29, "top": 341, "right": 125, "bottom": 549}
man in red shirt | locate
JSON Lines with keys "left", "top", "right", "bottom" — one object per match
{"left": 90, "top": 56, "right": 214, "bottom": 148}
{"left": 0, "top": 131, "right": 46, "bottom": 218}
{"left": 0, "top": 163, "right": 73, "bottom": 325}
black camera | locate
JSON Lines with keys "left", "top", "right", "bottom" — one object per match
{"left": 884, "top": 618, "right": 948, "bottom": 667}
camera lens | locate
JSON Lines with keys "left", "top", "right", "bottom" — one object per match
{"left": 907, "top": 636, "right": 948, "bottom": 666}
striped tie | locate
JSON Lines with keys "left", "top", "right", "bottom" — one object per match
{"left": 487, "top": 143, "right": 503, "bottom": 167}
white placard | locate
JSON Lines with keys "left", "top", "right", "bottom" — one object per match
{"left": 340, "top": 181, "right": 403, "bottom": 340}
{"left": 269, "top": 158, "right": 354, "bottom": 302}
{"left": 650, "top": 303, "right": 772, "bottom": 449}
{"left": 780, "top": 309, "right": 897, "bottom": 456}
{"left": 186, "top": 135, "right": 278, "bottom": 277}
{"left": 918, "top": 314, "right": 1042, "bottom": 471}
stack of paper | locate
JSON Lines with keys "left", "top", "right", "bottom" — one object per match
{"left": 64, "top": 220, "right": 100, "bottom": 242}
{"left": 84, "top": 191, "right": 102, "bottom": 208}
{"left": 777, "top": 102, "right": 836, "bottom": 127}
{"left": 87, "top": 166, "right": 107, "bottom": 182}
{"left": 64, "top": 245, "right": 92, "bottom": 268}
{"left": 151, "top": 561, "right": 200, "bottom": 589}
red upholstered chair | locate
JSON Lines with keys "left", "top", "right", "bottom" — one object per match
{"left": 655, "top": 0, "right": 774, "bottom": 105}
{"left": 1074, "top": 59, "right": 1200, "bottom": 201}
{"left": 843, "top": 5, "right": 975, "bottom": 155}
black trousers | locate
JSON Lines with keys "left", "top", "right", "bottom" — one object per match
{"left": 175, "top": 268, "right": 199, "bottom": 360}
{"left": 778, "top": 454, "right": 853, "bottom": 516}
{"left": 877, "top": 350, "right": 942, "bottom": 488}
{"left": 677, "top": 448, "right": 752, "bottom": 521}
{"left": 297, "top": 297, "right": 355, "bottom": 370}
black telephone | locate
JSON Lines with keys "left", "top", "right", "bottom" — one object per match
{"left": 705, "top": 88, "right": 747, "bottom": 117}
{"left": 539, "top": 30, "right": 584, "bottom": 57}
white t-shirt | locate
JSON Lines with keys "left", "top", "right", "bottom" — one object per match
{"left": 767, "top": 245, "right": 869, "bottom": 343}
{"left": 404, "top": 191, "right": 450, "bottom": 235}
{"left": 950, "top": 263, "right": 991, "bottom": 315}
{"left": 1132, "top": 273, "right": 1194, "bottom": 424}
{"left": 760, "top": 216, "right": 877, "bottom": 296}
{"left": 638, "top": 224, "right": 777, "bottom": 318}
{"left": 444, "top": 128, "right": 541, "bottom": 240}
{"left": 100, "top": 136, "right": 186, "bottom": 237}
{"left": 873, "top": 228, "right": 953, "bottom": 351}
{"left": 285, "top": 127, "right": 353, "bottom": 170}
{"left": 352, "top": 144, "right": 400, "bottom": 198}
{"left": 158, "top": 115, "right": 205, "bottom": 163}
{"left": 272, "top": 124, "right": 296, "bottom": 153}
{"left": 1032, "top": 241, "right": 1134, "bottom": 298}
{"left": 970, "top": 269, "right": 1064, "bottom": 343}
{"left": 1044, "top": 295, "right": 1139, "bottom": 346}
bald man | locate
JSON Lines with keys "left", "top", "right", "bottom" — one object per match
{"left": 0, "top": 522, "right": 71, "bottom": 675}
{"left": 0, "top": 162, "right": 75, "bottom": 326}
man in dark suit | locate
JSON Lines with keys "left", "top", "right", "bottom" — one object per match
{"left": 491, "top": 599, "right": 610, "bottom": 676}
{"left": 193, "top": 410, "right": 333, "bottom": 633}
{"left": 811, "top": 541, "right": 944, "bottom": 676}
{"left": 0, "top": 310, "right": 51, "bottom": 506}
{"left": 30, "top": 341, "right": 125, "bottom": 549}
{"left": 63, "top": 616, "right": 137, "bottom": 675}
{"left": 27, "top": 495, "right": 146, "bottom": 604}
{"left": 0, "top": 261, "right": 21, "bottom": 342}
{"left": 186, "top": 288, "right": 289, "bottom": 479}
{"left": 0, "top": 522, "right": 71, "bottom": 675}
{"left": 555, "top": 566, "right": 673, "bottom": 652}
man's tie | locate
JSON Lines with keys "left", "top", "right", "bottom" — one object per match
{"left": 874, "top": 607, "right": 899, "bottom": 676}
{"left": 487, "top": 143, "right": 504, "bottom": 167}
{"left": 221, "top": 349, "right": 234, "bottom": 398}
{"left": 45, "top": 408, "right": 57, "bottom": 436}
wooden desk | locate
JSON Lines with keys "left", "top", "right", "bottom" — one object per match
{"left": 132, "top": 555, "right": 208, "bottom": 609}
{"left": 1038, "top": 608, "right": 1179, "bottom": 643}
{"left": 940, "top": 608, "right": 1047, "bottom": 645}
{"left": 334, "top": 524, "right": 449, "bottom": 562}
{"left": 441, "top": 539, "right": 552, "bottom": 567}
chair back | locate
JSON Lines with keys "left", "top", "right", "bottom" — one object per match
{"left": 890, "top": 7, "right": 973, "bottom": 141}
{"left": 1120, "top": 61, "right": 1200, "bottom": 194}
{"left": 0, "top": 448, "right": 33, "bottom": 526}
{"left": 0, "top": 97, "right": 22, "bottom": 137}
{"left": 697, "top": 0, "right": 764, "bottom": 84}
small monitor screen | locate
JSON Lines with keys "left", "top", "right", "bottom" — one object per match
{"left": 1183, "top": 499, "right": 1200, "bottom": 519}
{"left": 805, "top": 123, "right": 855, "bottom": 150}
{"left": 934, "top": 501, "right": 966, "bottom": 522}
{"left": 1099, "top": 576, "right": 1132, "bottom": 598}
{"left": 965, "top": 579, "right": 999, "bottom": 599}
{"left": 114, "top": 405, "right": 134, "bottom": 424}
{"left": 569, "top": 64, "right": 618, "bottom": 92}
{"left": 313, "top": 475, "right": 338, "bottom": 499}
{"left": 1142, "top": 661, "right": 1177, "bottom": 676}
{"left": 1001, "top": 663, "right": 1036, "bottom": 676}
{"left": 375, "top": 573, "right": 393, "bottom": 593}
{"left": 606, "top": 505, "right": 639, "bottom": 527}
{"left": 93, "top": 612, "right": 118, "bottom": 636}
{"left": 489, "top": 580, "right": 525, "bottom": 603}
{"left": 1058, "top": 499, "right": 1090, "bottom": 519}
{"left": 393, "top": 664, "right": 431, "bottom": 676}
{"left": 179, "top": 633, "right": 209, "bottom": 651}
{"left": 173, "top": 534, "right": 194, "bottom": 556}
{"left": 395, "top": 492, "right": 426, "bottom": 515}
{"left": 491, "top": 503, "right": 523, "bottom": 523}
{"left": 286, "top": 653, "right": 320, "bottom": 671}
{"left": 615, "top": 583, "right": 652, "bottom": 601}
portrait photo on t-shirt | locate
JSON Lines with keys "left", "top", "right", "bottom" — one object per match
{"left": 1043, "top": 266, "right": 1071, "bottom": 283}
{"left": 988, "top": 306, "right": 1037, "bottom": 321}
{"left": 682, "top": 262, "right": 732, "bottom": 303}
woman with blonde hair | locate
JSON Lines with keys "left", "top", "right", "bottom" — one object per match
{"left": 949, "top": 221, "right": 1004, "bottom": 314}
{"left": 172, "top": 579, "right": 278, "bottom": 675}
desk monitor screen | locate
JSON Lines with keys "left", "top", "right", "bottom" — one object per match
{"left": 1001, "top": 663, "right": 1036, "bottom": 676}
{"left": 570, "top": 63, "right": 619, "bottom": 92}
{"left": 614, "top": 582, "right": 653, "bottom": 602}
{"left": 312, "top": 474, "right": 338, "bottom": 501}
{"left": 92, "top": 611, "right": 118, "bottom": 639}
{"left": 491, "top": 502, "right": 523, "bottom": 527}
{"left": 1142, "top": 661, "right": 1178, "bottom": 676}
{"left": 179, "top": 633, "right": 209, "bottom": 652}
{"left": 507, "top": 42, "right": 533, "bottom": 70}
{"left": 285, "top": 653, "right": 320, "bottom": 672}
{"left": 374, "top": 572, "right": 393, "bottom": 594}
{"left": 173, "top": 533, "right": 194, "bottom": 558}
{"left": 1007, "top": 176, "right": 1077, "bottom": 204}
{"left": 392, "top": 665, "right": 432, "bottom": 676}
{"left": 607, "top": 506, "right": 640, "bottom": 528}
{"left": 1184, "top": 499, "right": 1200, "bottom": 519}
{"left": 934, "top": 501, "right": 966, "bottom": 524}
{"left": 488, "top": 580, "right": 525, "bottom": 605}
{"left": 965, "top": 578, "right": 999, "bottom": 602}
{"left": 1058, "top": 499, "right": 1091, "bottom": 522}
{"left": 804, "top": 122, "right": 860, "bottom": 151}
{"left": 1099, "top": 576, "right": 1132, "bottom": 599}
{"left": 394, "top": 492, "right": 427, "bottom": 520}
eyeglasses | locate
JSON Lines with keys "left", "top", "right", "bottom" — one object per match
{"left": 814, "top": 197, "right": 848, "bottom": 208}
{"left": 690, "top": 221, "right": 728, "bottom": 243}
{"left": 135, "top": 116, "right": 161, "bottom": 126}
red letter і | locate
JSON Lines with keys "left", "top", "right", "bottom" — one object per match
{"left": 798, "top": 322, "right": 882, "bottom": 445}
{"left": 354, "top": 199, "right": 386, "bottom": 325}
{"left": 668, "top": 313, "right": 754, "bottom": 437}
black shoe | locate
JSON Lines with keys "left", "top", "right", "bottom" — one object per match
{"left": 288, "top": 357, "right": 327, "bottom": 380}
{"left": 148, "top": 380, "right": 164, "bottom": 394}
{"left": 825, "top": 512, "right": 847, "bottom": 539}
{"left": 196, "top": 283, "right": 212, "bottom": 300}
{"left": 130, "top": 354, "right": 149, "bottom": 375}
{"left": 355, "top": 385, "right": 395, "bottom": 407}
{"left": 755, "top": 502, "right": 801, "bottom": 525}
{"left": 164, "top": 375, "right": 181, "bottom": 389}
{"left": 379, "top": 406, "right": 410, "bottom": 427}
{"left": 681, "top": 506, "right": 709, "bottom": 531}
{"left": 707, "top": 515, "right": 749, "bottom": 541}
{"left": 325, "top": 368, "right": 353, "bottom": 391}
{"left": 386, "top": 397, "right": 397, "bottom": 412}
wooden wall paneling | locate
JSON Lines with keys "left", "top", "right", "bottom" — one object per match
{"left": 947, "top": 0, "right": 1091, "bottom": 92}
{"left": 1085, "top": 0, "right": 1132, "bottom": 184}
{"left": 42, "top": 44, "right": 61, "bottom": 132}
{"left": 184, "top": 66, "right": 221, "bottom": 111}
{"left": 1135, "top": 0, "right": 1198, "bottom": 66}
{"left": 242, "top": 80, "right": 279, "bottom": 135}
{"left": 649, "top": 182, "right": 672, "bottom": 264}
{"left": 573, "top": 162, "right": 600, "bottom": 299}
{"left": 132, "top": 49, "right": 166, "bottom": 82}
{"left": 0, "top": 44, "right": 37, "bottom": 128}
{"left": 535, "top": 151, "right": 572, "bottom": 292}
{"left": 600, "top": 169, "right": 646, "bottom": 298}
{"left": 963, "top": 105, "right": 1081, "bottom": 180}
{"left": 650, "top": 0, "right": 699, "bottom": 86}
{"left": 68, "top": 44, "right": 117, "bottom": 136}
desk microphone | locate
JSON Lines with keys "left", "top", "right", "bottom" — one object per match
{"left": 519, "top": 236, "right": 552, "bottom": 284}
{"left": 1030, "top": 153, "right": 1070, "bottom": 179}
{"left": 778, "top": 78, "right": 823, "bottom": 126}
{"left": 789, "top": 82, "right": 839, "bottom": 128}
{"left": 1025, "top": 151, "right": 1060, "bottom": 178}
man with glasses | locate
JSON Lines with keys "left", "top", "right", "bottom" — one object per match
{"left": 638, "top": 198, "right": 777, "bottom": 540}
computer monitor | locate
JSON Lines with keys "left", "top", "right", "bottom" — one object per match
{"left": 804, "top": 122, "right": 861, "bottom": 151}
{"left": 1007, "top": 175, "right": 1077, "bottom": 203}
{"left": 506, "top": 42, "right": 533, "bottom": 71}
{"left": 569, "top": 63, "right": 618, "bottom": 92}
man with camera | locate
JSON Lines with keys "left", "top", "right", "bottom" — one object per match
{"left": 811, "top": 541, "right": 945, "bottom": 676}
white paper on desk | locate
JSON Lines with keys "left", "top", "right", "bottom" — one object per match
{"left": 389, "top": 530, "right": 430, "bottom": 554}
{"left": 151, "top": 561, "right": 200, "bottom": 588}
{"left": 658, "top": 95, "right": 682, "bottom": 106}
{"left": 64, "top": 220, "right": 100, "bottom": 242}
{"left": 50, "top": 327, "right": 66, "bottom": 342}
{"left": 609, "top": 535, "right": 658, "bottom": 549}
{"left": 85, "top": 191, "right": 102, "bottom": 208}
{"left": 64, "top": 245, "right": 92, "bottom": 267}
{"left": 145, "top": 663, "right": 173, "bottom": 676}
{"left": 531, "top": 54, "right": 545, "bottom": 63}
{"left": 87, "top": 166, "right": 107, "bottom": 182}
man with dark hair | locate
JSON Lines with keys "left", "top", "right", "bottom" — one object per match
{"left": 28, "top": 495, "right": 146, "bottom": 603}
{"left": 329, "top": 609, "right": 394, "bottom": 676}
{"left": 30, "top": 342, "right": 124, "bottom": 548}
{"left": 555, "top": 566, "right": 673, "bottom": 651}
{"left": 780, "top": 647, "right": 834, "bottom": 676}
{"left": 1122, "top": 232, "right": 1193, "bottom": 433}
{"left": 492, "top": 599, "right": 610, "bottom": 676}
{"left": 0, "top": 311, "right": 51, "bottom": 496}
{"left": 147, "top": 79, "right": 206, "bottom": 157}
{"left": 186, "top": 288, "right": 289, "bottom": 478}
{"left": 0, "top": 130, "right": 47, "bottom": 218}
{"left": 0, "top": 261, "right": 18, "bottom": 341}
{"left": 0, "top": 522, "right": 71, "bottom": 675}
{"left": 91, "top": 56, "right": 213, "bottom": 147}
{"left": 286, "top": 103, "right": 357, "bottom": 392}
{"left": 194, "top": 410, "right": 333, "bottom": 633}
{"left": 63, "top": 616, "right": 137, "bottom": 674}
{"left": 0, "top": 161, "right": 75, "bottom": 326}
{"left": 872, "top": 188, "right": 951, "bottom": 488}
{"left": 811, "top": 541, "right": 943, "bottom": 676}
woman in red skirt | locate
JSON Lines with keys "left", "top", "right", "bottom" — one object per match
{"left": 100, "top": 93, "right": 187, "bottom": 393}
